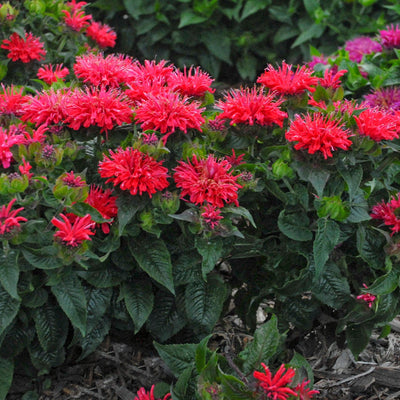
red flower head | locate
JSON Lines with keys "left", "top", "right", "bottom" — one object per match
{"left": 371, "top": 195, "right": 400, "bottom": 235}
{"left": 356, "top": 284, "right": 376, "bottom": 308}
{"left": 167, "top": 66, "right": 215, "bottom": 97}
{"left": 37, "top": 64, "right": 69, "bottom": 85}
{"left": 134, "top": 385, "right": 171, "bottom": 400}
{"left": 201, "top": 204, "right": 223, "bottom": 229}
{"left": 21, "top": 89, "right": 71, "bottom": 127}
{"left": 51, "top": 213, "right": 95, "bottom": 247}
{"left": 23, "top": 124, "right": 48, "bottom": 145}
{"left": 0, "top": 126, "right": 26, "bottom": 168}
{"left": 294, "top": 379, "right": 320, "bottom": 400}
{"left": 74, "top": 53, "right": 135, "bottom": 88}
{"left": 344, "top": 36, "right": 382, "bottom": 63}
{"left": 285, "top": 113, "right": 352, "bottom": 159}
{"left": 129, "top": 59, "right": 174, "bottom": 86}
{"left": 174, "top": 154, "right": 242, "bottom": 208}
{"left": 253, "top": 363, "right": 297, "bottom": 400}
{"left": 86, "top": 21, "right": 117, "bottom": 48}
{"left": 217, "top": 87, "right": 288, "bottom": 127}
{"left": 379, "top": 24, "right": 400, "bottom": 49}
{"left": 0, "top": 198, "right": 27, "bottom": 236}
{"left": 0, "top": 84, "right": 27, "bottom": 117}
{"left": 64, "top": 86, "right": 132, "bottom": 133}
{"left": 354, "top": 108, "right": 399, "bottom": 142}
{"left": 225, "top": 149, "right": 245, "bottom": 166}
{"left": 98, "top": 147, "right": 170, "bottom": 197}
{"left": 135, "top": 91, "right": 205, "bottom": 144}
{"left": 1, "top": 32, "right": 46, "bottom": 63}
{"left": 61, "top": 5, "right": 92, "bottom": 32}
{"left": 19, "top": 158, "right": 33, "bottom": 179}
{"left": 257, "top": 62, "right": 319, "bottom": 95}
{"left": 318, "top": 69, "right": 347, "bottom": 89}
{"left": 66, "top": 0, "right": 88, "bottom": 12}
{"left": 62, "top": 171, "right": 86, "bottom": 187}
{"left": 85, "top": 184, "right": 118, "bottom": 234}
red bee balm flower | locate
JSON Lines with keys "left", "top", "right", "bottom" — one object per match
{"left": 253, "top": 363, "right": 298, "bottom": 400}
{"left": 357, "top": 284, "right": 376, "bottom": 308}
{"left": 371, "top": 195, "right": 400, "bottom": 235}
{"left": 285, "top": 113, "right": 352, "bottom": 159}
{"left": 354, "top": 108, "right": 399, "bottom": 142}
{"left": 86, "top": 21, "right": 117, "bottom": 48}
{"left": 174, "top": 155, "right": 242, "bottom": 208}
{"left": 201, "top": 204, "right": 223, "bottom": 229}
{"left": 37, "top": 64, "right": 69, "bottom": 85}
{"left": 217, "top": 87, "right": 288, "bottom": 127}
{"left": 0, "top": 84, "right": 27, "bottom": 117}
{"left": 0, "top": 198, "right": 27, "bottom": 236}
{"left": 135, "top": 91, "right": 205, "bottom": 143}
{"left": 61, "top": 5, "right": 92, "bottom": 32}
{"left": 257, "top": 61, "right": 319, "bottom": 95}
{"left": 51, "top": 213, "right": 95, "bottom": 247}
{"left": 134, "top": 385, "right": 171, "bottom": 400}
{"left": 1, "top": 32, "right": 46, "bottom": 63}
{"left": 98, "top": 147, "right": 169, "bottom": 197}
{"left": 85, "top": 185, "right": 118, "bottom": 234}
{"left": 294, "top": 379, "right": 320, "bottom": 400}
{"left": 0, "top": 126, "right": 26, "bottom": 168}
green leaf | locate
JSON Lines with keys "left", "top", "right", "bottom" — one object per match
{"left": 178, "top": 9, "right": 207, "bottom": 28}
{"left": 0, "top": 357, "right": 13, "bottom": 400}
{"left": 116, "top": 194, "right": 145, "bottom": 236}
{"left": 346, "top": 324, "right": 373, "bottom": 359}
{"left": 219, "top": 368, "right": 253, "bottom": 400}
{"left": 313, "top": 218, "right": 341, "bottom": 275}
{"left": 171, "top": 365, "right": 195, "bottom": 400}
{"left": 195, "top": 334, "right": 212, "bottom": 373}
{"left": 0, "top": 286, "right": 20, "bottom": 336}
{"left": 121, "top": 280, "right": 154, "bottom": 333}
{"left": 185, "top": 274, "right": 228, "bottom": 335}
{"left": 50, "top": 273, "right": 87, "bottom": 337}
{"left": 291, "top": 23, "right": 325, "bottom": 48}
{"left": 86, "top": 287, "right": 112, "bottom": 327}
{"left": 240, "top": 0, "right": 271, "bottom": 20}
{"left": 312, "top": 262, "right": 351, "bottom": 308}
{"left": 237, "top": 54, "right": 258, "bottom": 81}
{"left": 288, "top": 352, "right": 314, "bottom": 385}
{"left": 224, "top": 206, "right": 256, "bottom": 228}
{"left": 368, "top": 268, "right": 400, "bottom": 295}
{"left": 202, "top": 30, "right": 231, "bottom": 64}
{"left": 356, "top": 226, "right": 386, "bottom": 270}
{"left": 22, "top": 288, "right": 48, "bottom": 308}
{"left": 33, "top": 304, "right": 68, "bottom": 352}
{"left": 195, "top": 236, "right": 223, "bottom": 278}
{"left": 154, "top": 341, "right": 197, "bottom": 376}
{"left": 68, "top": 202, "right": 111, "bottom": 223}
{"left": 0, "top": 249, "right": 19, "bottom": 299}
{"left": 22, "top": 247, "right": 63, "bottom": 270}
{"left": 293, "top": 162, "right": 330, "bottom": 198}
{"left": 338, "top": 163, "right": 363, "bottom": 202}
{"left": 239, "top": 315, "right": 283, "bottom": 374}
{"left": 128, "top": 236, "right": 175, "bottom": 294}
{"left": 28, "top": 341, "right": 65, "bottom": 372}
{"left": 278, "top": 210, "right": 312, "bottom": 241}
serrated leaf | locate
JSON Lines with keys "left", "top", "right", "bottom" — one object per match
{"left": 50, "top": 273, "right": 87, "bottom": 337}
{"left": 22, "top": 247, "right": 63, "bottom": 270}
{"left": 288, "top": 352, "right": 314, "bottom": 385}
{"left": 85, "top": 287, "right": 112, "bottom": 328}
{"left": 195, "top": 334, "right": 212, "bottom": 373}
{"left": 313, "top": 218, "right": 341, "bottom": 275}
{"left": 78, "top": 263, "right": 124, "bottom": 287}
{"left": 129, "top": 236, "right": 174, "bottom": 294}
{"left": 0, "top": 357, "right": 13, "bottom": 400}
{"left": 368, "top": 268, "right": 400, "bottom": 295}
{"left": 346, "top": 324, "right": 373, "bottom": 359}
{"left": 33, "top": 304, "right": 68, "bottom": 352}
{"left": 121, "top": 280, "right": 154, "bottom": 333}
{"left": 202, "top": 30, "right": 231, "bottom": 64}
{"left": 171, "top": 365, "right": 195, "bottom": 400}
{"left": 240, "top": 0, "right": 271, "bottom": 20}
{"left": 116, "top": 194, "right": 145, "bottom": 236}
{"left": 291, "top": 23, "right": 325, "bottom": 48}
{"left": 338, "top": 163, "right": 363, "bottom": 202}
{"left": 278, "top": 210, "right": 312, "bottom": 241}
{"left": 219, "top": 368, "right": 252, "bottom": 400}
{"left": 0, "top": 286, "right": 20, "bottom": 336}
{"left": 28, "top": 340, "right": 65, "bottom": 372}
{"left": 185, "top": 275, "right": 228, "bottom": 335}
{"left": 239, "top": 315, "right": 283, "bottom": 374}
{"left": 356, "top": 226, "right": 386, "bottom": 270}
{"left": 224, "top": 206, "right": 256, "bottom": 228}
{"left": 154, "top": 342, "right": 196, "bottom": 377}
{"left": 22, "top": 288, "right": 48, "bottom": 308}
{"left": 0, "top": 249, "right": 19, "bottom": 299}
{"left": 195, "top": 236, "right": 223, "bottom": 278}
{"left": 178, "top": 9, "right": 207, "bottom": 28}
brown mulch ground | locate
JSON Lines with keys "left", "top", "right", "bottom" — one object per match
{"left": 8, "top": 316, "right": 400, "bottom": 400}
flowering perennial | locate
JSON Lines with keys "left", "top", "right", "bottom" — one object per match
{"left": 357, "top": 284, "right": 376, "bottom": 308}
{"left": 201, "top": 204, "right": 223, "bottom": 229}
{"left": 1, "top": 32, "right": 46, "bottom": 63}
{"left": 379, "top": 24, "right": 400, "bottom": 49}
{"left": 0, "top": 85, "right": 27, "bottom": 117}
{"left": 37, "top": 64, "right": 70, "bottom": 85}
{"left": 86, "top": 21, "right": 117, "bottom": 48}
{"left": 134, "top": 385, "right": 171, "bottom": 400}
{"left": 0, "top": 198, "right": 27, "bottom": 236}
{"left": 371, "top": 195, "right": 400, "bottom": 235}
{"left": 344, "top": 36, "right": 382, "bottom": 63}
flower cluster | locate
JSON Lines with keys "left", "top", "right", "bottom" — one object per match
{"left": 371, "top": 194, "right": 400, "bottom": 235}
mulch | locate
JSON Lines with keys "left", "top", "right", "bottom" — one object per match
{"left": 8, "top": 317, "right": 400, "bottom": 400}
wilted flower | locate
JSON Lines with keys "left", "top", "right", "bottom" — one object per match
{"left": 344, "top": 36, "right": 382, "bottom": 63}
{"left": 51, "top": 213, "right": 95, "bottom": 247}
{"left": 0, "top": 198, "right": 27, "bottom": 236}
{"left": 37, "top": 64, "right": 69, "bottom": 85}
{"left": 253, "top": 363, "right": 297, "bottom": 400}
{"left": 217, "top": 87, "right": 288, "bottom": 127}
{"left": 257, "top": 61, "right": 319, "bottom": 95}
{"left": 86, "top": 21, "right": 117, "bottom": 48}
{"left": 1, "top": 32, "right": 46, "bottom": 63}
{"left": 379, "top": 24, "right": 400, "bottom": 49}
{"left": 98, "top": 147, "right": 169, "bottom": 197}
{"left": 285, "top": 113, "right": 352, "bottom": 159}
{"left": 174, "top": 154, "right": 241, "bottom": 208}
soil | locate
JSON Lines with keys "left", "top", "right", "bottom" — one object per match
{"left": 8, "top": 315, "right": 400, "bottom": 400}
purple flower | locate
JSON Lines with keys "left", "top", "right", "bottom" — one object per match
{"left": 379, "top": 24, "right": 400, "bottom": 49}
{"left": 363, "top": 87, "right": 400, "bottom": 112}
{"left": 344, "top": 36, "right": 382, "bottom": 63}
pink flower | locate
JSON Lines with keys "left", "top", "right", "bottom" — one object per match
{"left": 294, "top": 379, "right": 320, "bottom": 400}
{"left": 0, "top": 198, "right": 27, "bottom": 236}
{"left": 257, "top": 62, "right": 319, "bottom": 95}
{"left": 307, "top": 55, "right": 329, "bottom": 69}
{"left": 134, "top": 385, "right": 171, "bottom": 400}
{"left": 62, "top": 171, "right": 86, "bottom": 187}
{"left": 318, "top": 69, "right": 347, "bottom": 89}
{"left": 98, "top": 147, "right": 169, "bottom": 197}
{"left": 1, "top": 32, "right": 46, "bottom": 63}
{"left": 0, "top": 126, "right": 26, "bottom": 168}
{"left": 37, "top": 64, "right": 69, "bottom": 85}
{"left": 285, "top": 113, "right": 352, "bottom": 159}
{"left": 201, "top": 204, "right": 223, "bottom": 229}
{"left": 135, "top": 90, "right": 205, "bottom": 143}
{"left": 51, "top": 213, "right": 95, "bottom": 247}
{"left": 253, "top": 363, "right": 297, "bottom": 400}
{"left": 61, "top": 5, "right": 92, "bottom": 32}
{"left": 217, "top": 87, "right": 288, "bottom": 127}
{"left": 363, "top": 87, "right": 400, "bottom": 112}
{"left": 86, "top": 21, "right": 117, "bottom": 48}
{"left": 357, "top": 284, "right": 376, "bottom": 308}
{"left": 0, "top": 84, "right": 27, "bottom": 117}
{"left": 379, "top": 24, "right": 400, "bottom": 49}
{"left": 344, "top": 36, "right": 382, "bottom": 63}
{"left": 174, "top": 154, "right": 241, "bottom": 208}
{"left": 19, "top": 158, "right": 33, "bottom": 179}
{"left": 371, "top": 195, "right": 400, "bottom": 235}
